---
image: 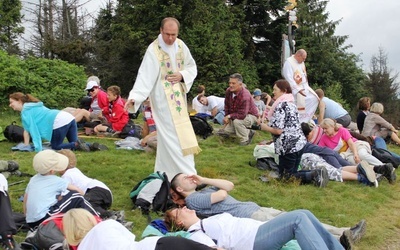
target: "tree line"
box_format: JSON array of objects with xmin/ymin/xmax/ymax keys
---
[{"xmin": 1, "ymin": 0, "xmax": 399, "ymax": 125}]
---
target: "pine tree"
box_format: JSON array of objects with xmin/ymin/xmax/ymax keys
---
[
  {"xmin": 295, "ymin": 0, "xmax": 367, "ymax": 110},
  {"xmin": 0, "ymin": 0, "xmax": 24, "ymax": 54},
  {"xmin": 92, "ymin": 0, "xmax": 258, "ymax": 96},
  {"xmin": 366, "ymin": 47, "xmax": 399, "ymax": 124}
]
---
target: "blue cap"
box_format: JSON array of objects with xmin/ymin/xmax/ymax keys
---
[{"xmin": 253, "ymin": 89, "xmax": 262, "ymax": 96}]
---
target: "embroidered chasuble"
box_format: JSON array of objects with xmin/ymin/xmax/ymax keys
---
[{"xmin": 153, "ymin": 39, "xmax": 201, "ymax": 156}]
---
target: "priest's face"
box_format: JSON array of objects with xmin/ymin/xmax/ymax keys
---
[{"xmin": 160, "ymin": 20, "xmax": 179, "ymax": 45}]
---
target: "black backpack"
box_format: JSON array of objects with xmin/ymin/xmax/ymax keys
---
[
  {"xmin": 120, "ymin": 120, "xmax": 142, "ymax": 139},
  {"xmin": 190, "ymin": 115, "xmax": 213, "ymax": 139},
  {"xmin": 129, "ymin": 172, "xmax": 173, "ymax": 218},
  {"xmin": 4, "ymin": 122, "xmax": 24, "ymax": 143},
  {"xmin": 372, "ymin": 148, "xmax": 400, "ymax": 169}
]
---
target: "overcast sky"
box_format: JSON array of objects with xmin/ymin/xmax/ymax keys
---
[{"xmin": 326, "ymin": 0, "xmax": 400, "ymax": 77}]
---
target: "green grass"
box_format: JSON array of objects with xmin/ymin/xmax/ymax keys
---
[{"xmin": 1, "ymin": 111, "xmax": 400, "ymax": 249}]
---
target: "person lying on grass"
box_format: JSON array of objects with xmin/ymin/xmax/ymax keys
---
[
  {"xmin": 164, "ymin": 206, "xmax": 346, "ymax": 250},
  {"xmin": 170, "ymin": 173, "xmax": 366, "ymax": 249}
]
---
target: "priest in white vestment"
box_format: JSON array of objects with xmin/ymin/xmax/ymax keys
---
[
  {"xmin": 282, "ymin": 49, "xmax": 319, "ymax": 123},
  {"xmin": 126, "ymin": 17, "xmax": 200, "ymax": 180}
]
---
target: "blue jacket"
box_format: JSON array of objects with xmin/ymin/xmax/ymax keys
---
[{"xmin": 21, "ymin": 102, "xmax": 59, "ymax": 151}]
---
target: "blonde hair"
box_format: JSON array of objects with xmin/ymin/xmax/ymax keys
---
[
  {"xmin": 370, "ymin": 102, "xmax": 384, "ymax": 115},
  {"xmin": 58, "ymin": 149, "xmax": 76, "ymax": 169},
  {"xmin": 319, "ymin": 118, "xmax": 340, "ymax": 132},
  {"xmin": 63, "ymin": 209, "xmax": 98, "ymax": 247}
]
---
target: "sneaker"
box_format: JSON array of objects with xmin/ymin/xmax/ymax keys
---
[
  {"xmin": 358, "ymin": 173, "xmax": 379, "ymax": 187},
  {"xmin": 340, "ymin": 230, "xmax": 353, "ymax": 250},
  {"xmin": 248, "ymin": 130, "xmax": 255, "ymax": 144},
  {"xmin": 7, "ymin": 161, "xmax": 19, "ymax": 172},
  {"xmin": 109, "ymin": 210, "xmax": 125, "ymax": 222},
  {"xmin": 216, "ymin": 129, "xmax": 230, "ymax": 138},
  {"xmin": 10, "ymin": 170, "xmax": 22, "ymax": 177},
  {"xmin": 122, "ymin": 221, "xmax": 134, "ymax": 231},
  {"xmin": 0, "ymin": 235, "xmax": 21, "ymax": 250},
  {"xmin": 357, "ymin": 160, "xmax": 376, "ymax": 183},
  {"xmin": 90, "ymin": 142, "xmax": 109, "ymax": 151},
  {"xmin": 349, "ymin": 219, "xmax": 367, "ymax": 244},
  {"xmin": 239, "ymin": 130, "xmax": 255, "ymax": 146},
  {"xmin": 377, "ymin": 163, "xmax": 396, "ymax": 184},
  {"xmin": 312, "ymin": 168, "xmax": 329, "ymax": 188},
  {"xmin": 75, "ymin": 139, "xmax": 90, "ymax": 152}
]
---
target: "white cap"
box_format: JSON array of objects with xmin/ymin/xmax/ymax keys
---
[
  {"xmin": 33, "ymin": 150, "xmax": 69, "ymax": 174},
  {"xmin": 85, "ymin": 80, "xmax": 99, "ymax": 90}
]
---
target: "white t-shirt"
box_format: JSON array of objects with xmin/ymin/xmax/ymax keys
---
[
  {"xmin": 206, "ymin": 96, "xmax": 225, "ymax": 113},
  {"xmin": 0, "ymin": 173, "xmax": 8, "ymax": 194},
  {"xmin": 78, "ymin": 220, "xmax": 141, "ymax": 250},
  {"xmin": 188, "ymin": 213, "xmax": 262, "ymax": 250},
  {"xmin": 53, "ymin": 111, "xmax": 75, "ymax": 129},
  {"xmin": 192, "ymin": 95, "xmax": 210, "ymax": 114},
  {"xmin": 61, "ymin": 168, "xmax": 110, "ymax": 194}
]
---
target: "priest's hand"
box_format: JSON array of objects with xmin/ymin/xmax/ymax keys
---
[
  {"xmin": 124, "ymin": 99, "xmax": 135, "ymax": 111},
  {"xmin": 167, "ymin": 72, "xmax": 183, "ymax": 83}
]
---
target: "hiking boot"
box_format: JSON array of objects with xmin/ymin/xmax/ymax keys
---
[
  {"xmin": 10, "ymin": 170, "xmax": 22, "ymax": 177},
  {"xmin": 349, "ymin": 219, "xmax": 367, "ymax": 244},
  {"xmin": 374, "ymin": 163, "xmax": 396, "ymax": 184},
  {"xmin": 122, "ymin": 221, "xmax": 134, "ymax": 231},
  {"xmin": 312, "ymin": 168, "xmax": 329, "ymax": 188},
  {"xmin": 357, "ymin": 160, "xmax": 376, "ymax": 183},
  {"xmin": 109, "ymin": 210, "xmax": 125, "ymax": 222},
  {"xmin": 7, "ymin": 161, "xmax": 19, "ymax": 172},
  {"xmin": 239, "ymin": 130, "xmax": 255, "ymax": 146},
  {"xmin": 216, "ymin": 129, "xmax": 230, "ymax": 138},
  {"xmin": 1, "ymin": 235, "xmax": 21, "ymax": 250},
  {"xmin": 75, "ymin": 139, "xmax": 90, "ymax": 152},
  {"xmin": 90, "ymin": 142, "xmax": 109, "ymax": 151},
  {"xmin": 340, "ymin": 230, "xmax": 353, "ymax": 250}
]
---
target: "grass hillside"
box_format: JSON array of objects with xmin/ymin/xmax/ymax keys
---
[{"xmin": 1, "ymin": 111, "xmax": 400, "ymax": 249}]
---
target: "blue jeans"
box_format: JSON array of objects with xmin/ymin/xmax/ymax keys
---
[
  {"xmin": 304, "ymin": 142, "xmax": 351, "ymax": 168},
  {"xmin": 373, "ymin": 137, "xmax": 400, "ymax": 162},
  {"xmin": 214, "ymin": 111, "xmax": 225, "ymax": 125},
  {"xmin": 51, "ymin": 120, "xmax": 78, "ymax": 150},
  {"xmin": 253, "ymin": 210, "xmax": 344, "ymax": 250}
]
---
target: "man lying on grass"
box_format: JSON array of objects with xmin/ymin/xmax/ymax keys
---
[{"xmin": 171, "ymin": 173, "xmax": 366, "ymax": 250}]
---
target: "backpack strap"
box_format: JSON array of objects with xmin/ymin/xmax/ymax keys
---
[{"xmin": 188, "ymin": 220, "xmax": 218, "ymax": 245}]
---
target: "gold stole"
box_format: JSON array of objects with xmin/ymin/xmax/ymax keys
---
[
  {"xmin": 153, "ymin": 39, "xmax": 201, "ymax": 156},
  {"xmin": 287, "ymin": 56, "xmax": 306, "ymax": 113}
]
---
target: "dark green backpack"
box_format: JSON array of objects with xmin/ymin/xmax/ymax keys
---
[{"xmin": 129, "ymin": 171, "xmax": 173, "ymax": 215}]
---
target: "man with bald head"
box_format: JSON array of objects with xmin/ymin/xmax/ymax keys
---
[
  {"xmin": 282, "ymin": 49, "xmax": 319, "ymax": 123},
  {"xmin": 125, "ymin": 17, "xmax": 200, "ymax": 179}
]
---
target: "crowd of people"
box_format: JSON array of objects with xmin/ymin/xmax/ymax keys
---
[{"xmin": 1, "ymin": 16, "xmax": 398, "ymax": 250}]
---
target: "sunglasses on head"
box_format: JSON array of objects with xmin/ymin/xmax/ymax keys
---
[{"xmin": 87, "ymin": 88, "xmax": 96, "ymax": 93}]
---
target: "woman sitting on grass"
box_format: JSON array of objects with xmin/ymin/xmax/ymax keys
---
[
  {"xmin": 164, "ymin": 206, "xmax": 346, "ymax": 250},
  {"xmin": 318, "ymin": 118, "xmax": 396, "ymax": 186},
  {"xmin": 362, "ymin": 102, "xmax": 400, "ymax": 146}
]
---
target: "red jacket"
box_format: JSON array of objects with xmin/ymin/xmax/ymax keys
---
[{"xmin": 104, "ymin": 96, "xmax": 129, "ymax": 131}]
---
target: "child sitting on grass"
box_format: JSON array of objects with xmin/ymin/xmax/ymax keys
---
[
  {"xmin": 24, "ymin": 150, "xmax": 98, "ymax": 229},
  {"xmin": 58, "ymin": 149, "xmax": 114, "ymax": 219}
]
